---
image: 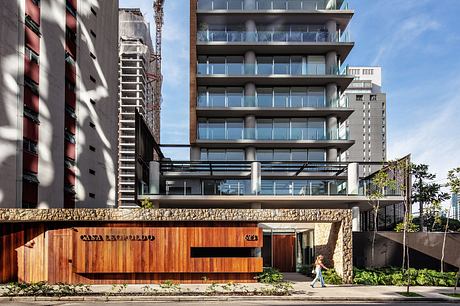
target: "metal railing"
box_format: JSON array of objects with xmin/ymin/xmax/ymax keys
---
[{"xmin": 197, "ymin": 0, "xmax": 349, "ymax": 11}]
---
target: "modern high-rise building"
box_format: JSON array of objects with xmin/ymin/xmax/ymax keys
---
[
  {"xmin": 138, "ymin": 0, "xmax": 405, "ymax": 282},
  {"xmin": 0, "ymin": 0, "xmax": 119, "ymax": 208},
  {"xmin": 118, "ymin": 8, "xmax": 158, "ymax": 208},
  {"xmin": 453, "ymin": 193, "xmax": 459, "ymax": 221},
  {"xmin": 345, "ymin": 66, "xmax": 386, "ymax": 176}
]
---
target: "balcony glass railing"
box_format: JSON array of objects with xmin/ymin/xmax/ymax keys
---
[
  {"xmin": 197, "ymin": 30, "xmax": 351, "ymax": 43},
  {"xmin": 198, "ymin": 95, "xmax": 349, "ymax": 108},
  {"xmin": 197, "ymin": 0, "xmax": 349, "ymax": 11},
  {"xmin": 197, "ymin": 127, "xmax": 349, "ymax": 141},
  {"xmin": 197, "ymin": 63, "xmax": 347, "ymax": 76}
]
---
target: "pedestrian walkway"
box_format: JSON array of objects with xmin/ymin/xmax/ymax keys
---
[{"xmin": 1, "ymin": 274, "xmax": 459, "ymax": 303}]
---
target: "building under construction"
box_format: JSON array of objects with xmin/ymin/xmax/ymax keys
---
[{"xmin": 118, "ymin": 8, "xmax": 161, "ymax": 207}]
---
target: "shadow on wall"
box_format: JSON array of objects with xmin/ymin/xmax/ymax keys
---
[{"xmin": 353, "ymin": 232, "xmax": 459, "ymax": 272}]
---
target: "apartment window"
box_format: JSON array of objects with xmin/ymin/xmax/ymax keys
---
[
  {"xmin": 65, "ymin": 105, "xmax": 77, "ymax": 119},
  {"xmin": 65, "ymin": 52, "xmax": 75, "ymax": 65},
  {"xmin": 90, "ymin": 52, "xmax": 96, "ymax": 60},
  {"xmin": 90, "ymin": 6, "xmax": 97, "ymax": 16},
  {"xmin": 356, "ymin": 95, "xmax": 363, "ymax": 101},
  {"xmin": 64, "ymin": 130, "xmax": 76, "ymax": 144},
  {"xmin": 66, "ymin": 27, "xmax": 76, "ymax": 41},
  {"xmin": 89, "ymin": 193, "xmax": 95, "ymax": 198},
  {"xmin": 25, "ymin": 16, "xmax": 41, "ymax": 35},
  {"xmin": 64, "ymin": 157, "xmax": 75, "ymax": 168},
  {"xmin": 89, "ymin": 169, "xmax": 95, "ymax": 175},
  {"xmin": 90, "ymin": 98, "xmax": 96, "ymax": 105},
  {"xmin": 89, "ymin": 145, "xmax": 96, "ymax": 152},
  {"xmin": 66, "ymin": 0, "xmax": 77, "ymax": 17},
  {"xmin": 362, "ymin": 69, "xmax": 374, "ymax": 75},
  {"xmin": 90, "ymin": 30, "xmax": 96, "ymax": 38},
  {"xmin": 23, "ymin": 138, "xmax": 38, "ymax": 154},
  {"xmin": 370, "ymin": 95, "xmax": 377, "ymax": 101},
  {"xmin": 24, "ymin": 107, "xmax": 40, "ymax": 123},
  {"xmin": 89, "ymin": 122, "xmax": 95, "ymax": 128},
  {"xmin": 25, "ymin": 77, "xmax": 39, "ymax": 94},
  {"xmin": 25, "ymin": 47, "xmax": 40, "ymax": 64},
  {"xmin": 90, "ymin": 75, "xmax": 96, "ymax": 83}
]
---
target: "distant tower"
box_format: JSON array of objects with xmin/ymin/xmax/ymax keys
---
[{"xmin": 345, "ymin": 67, "xmax": 386, "ymax": 176}]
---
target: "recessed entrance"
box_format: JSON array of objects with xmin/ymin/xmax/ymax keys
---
[{"xmin": 260, "ymin": 223, "xmax": 315, "ymax": 273}]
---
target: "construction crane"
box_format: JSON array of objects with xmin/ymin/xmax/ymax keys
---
[{"xmin": 149, "ymin": 0, "xmax": 164, "ymax": 146}]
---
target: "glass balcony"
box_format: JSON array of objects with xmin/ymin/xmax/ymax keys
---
[
  {"xmin": 197, "ymin": 127, "xmax": 349, "ymax": 141},
  {"xmin": 197, "ymin": 0, "xmax": 349, "ymax": 11},
  {"xmin": 197, "ymin": 94, "xmax": 348, "ymax": 108},
  {"xmin": 197, "ymin": 62, "xmax": 347, "ymax": 76},
  {"xmin": 197, "ymin": 30, "xmax": 351, "ymax": 43},
  {"xmin": 160, "ymin": 179, "xmax": 348, "ymax": 196}
]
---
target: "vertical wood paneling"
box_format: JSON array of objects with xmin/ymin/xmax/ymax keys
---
[{"xmin": 272, "ymin": 235, "xmax": 296, "ymax": 272}]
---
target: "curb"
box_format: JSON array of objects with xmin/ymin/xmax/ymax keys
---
[{"xmin": 1, "ymin": 295, "xmax": 459, "ymax": 303}]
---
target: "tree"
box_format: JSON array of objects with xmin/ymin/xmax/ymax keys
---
[
  {"xmin": 388, "ymin": 157, "xmax": 412, "ymax": 294},
  {"xmin": 366, "ymin": 169, "xmax": 396, "ymax": 266},
  {"xmin": 443, "ymin": 167, "xmax": 460, "ymax": 284},
  {"xmin": 411, "ymin": 164, "xmax": 449, "ymax": 231}
]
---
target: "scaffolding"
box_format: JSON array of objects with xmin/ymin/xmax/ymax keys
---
[{"xmin": 118, "ymin": 8, "xmax": 159, "ymax": 207}]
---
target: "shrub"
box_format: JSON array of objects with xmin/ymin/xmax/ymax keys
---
[
  {"xmin": 255, "ymin": 267, "xmax": 284, "ymax": 283},
  {"xmin": 323, "ymin": 269, "xmax": 343, "ymax": 285},
  {"xmin": 353, "ymin": 267, "xmax": 459, "ymax": 287}
]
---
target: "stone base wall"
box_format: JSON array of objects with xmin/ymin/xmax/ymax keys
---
[{"xmin": 0, "ymin": 208, "xmax": 353, "ymax": 283}]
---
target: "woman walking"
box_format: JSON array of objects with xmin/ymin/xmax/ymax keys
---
[{"xmin": 310, "ymin": 255, "xmax": 328, "ymax": 288}]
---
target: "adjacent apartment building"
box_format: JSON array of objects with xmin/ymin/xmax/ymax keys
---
[
  {"xmin": 345, "ymin": 66, "xmax": 386, "ymax": 176},
  {"xmin": 0, "ymin": 0, "xmax": 118, "ymax": 208}
]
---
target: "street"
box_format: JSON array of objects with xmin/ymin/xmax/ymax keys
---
[{"xmin": 1, "ymin": 302, "xmax": 458, "ymax": 306}]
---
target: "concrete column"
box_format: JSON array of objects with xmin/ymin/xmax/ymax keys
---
[
  {"xmin": 326, "ymin": 51, "xmax": 337, "ymax": 74},
  {"xmin": 245, "ymin": 82, "xmax": 256, "ymax": 106},
  {"xmin": 326, "ymin": 83, "xmax": 337, "ymax": 106},
  {"xmin": 347, "ymin": 162, "xmax": 359, "ymax": 195},
  {"xmin": 245, "ymin": 50, "xmax": 256, "ymax": 74},
  {"xmin": 251, "ymin": 161, "xmax": 261, "ymax": 194},
  {"xmin": 327, "ymin": 148, "xmax": 338, "ymax": 162},
  {"xmin": 245, "ymin": 147, "xmax": 256, "ymax": 161},
  {"xmin": 326, "ymin": 20, "xmax": 337, "ymax": 42},
  {"xmin": 149, "ymin": 161, "xmax": 160, "ymax": 195},
  {"xmin": 190, "ymin": 146, "xmax": 201, "ymax": 161},
  {"xmin": 244, "ymin": 0, "xmax": 256, "ymax": 10},
  {"xmin": 352, "ymin": 206, "xmax": 360, "ymax": 232}
]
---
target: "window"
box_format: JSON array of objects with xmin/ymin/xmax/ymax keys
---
[
  {"xmin": 90, "ymin": 75, "xmax": 96, "ymax": 83},
  {"xmin": 90, "ymin": 52, "xmax": 96, "ymax": 60},
  {"xmin": 89, "ymin": 192, "xmax": 95, "ymax": 198},
  {"xmin": 256, "ymin": 88, "xmax": 273, "ymax": 107},
  {"xmin": 89, "ymin": 122, "xmax": 95, "ymax": 128},
  {"xmin": 65, "ymin": 130, "xmax": 76, "ymax": 144},
  {"xmin": 90, "ymin": 98, "xmax": 96, "ymax": 105},
  {"xmin": 25, "ymin": 47, "xmax": 39, "ymax": 64},
  {"xmin": 370, "ymin": 94, "xmax": 377, "ymax": 101},
  {"xmin": 65, "ymin": 104, "xmax": 77, "ymax": 119},
  {"xmin": 89, "ymin": 145, "xmax": 96, "ymax": 151},
  {"xmin": 90, "ymin": 6, "xmax": 97, "ymax": 16},
  {"xmin": 257, "ymin": 57, "xmax": 272, "ymax": 74},
  {"xmin": 25, "ymin": 16, "xmax": 41, "ymax": 35},
  {"xmin": 226, "ymin": 87, "xmax": 243, "ymax": 107},
  {"xmin": 64, "ymin": 157, "xmax": 75, "ymax": 168},
  {"xmin": 90, "ymin": 30, "xmax": 96, "ymax": 38},
  {"xmin": 66, "ymin": 0, "xmax": 77, "ymax": 17},
  {"xmin": 273, "ymin": 87, "xmax": 289, "ymax": 107},
  {"xmin": 24, "ymin": 107, "xmax": 40, "ymax": 123},
  {"xmin": 23, "ymin": 138, "xmax": 38, "ymax": 154},
  {"xmin": 89, "ymin": 169, "xmax": 95, "ymax": 175},
  {"xmin": 356, "ymin": 95, "xmax": 363, "ymax": 101}
]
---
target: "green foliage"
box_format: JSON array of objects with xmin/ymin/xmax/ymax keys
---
[
  {"xmin": 413, "ymin": 216, "xmax": 460, "ymax": 232},
  {"xmin": 255, "ymin": 267, "xmax": 284, "ymax": 283},
  {"xmin": 159, "ymin": 280, "xmax": 180, "ymax": 292},
  {"xmin": 323, "ymin": 269, "xmax": 343, "ymax": 285},
  {"xmin": 394, "ymin": 215, "xmax": 420, "ymax": 233},
  {"xmin": 2, "ymin": 282, "xmax": 91, "ymax": 297},
  {"xmin": 353, "ymin": 267, "xmax": 459, "ymax": 287},
  {"xmin": 299, "ymin": 264, "xmax": 313, "ymax": 276},
  {"xmin": 139, "ymin": 198, "xmax": 155, "ymax": 209}
]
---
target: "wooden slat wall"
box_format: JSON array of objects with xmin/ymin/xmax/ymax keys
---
[
  {"xmin": 73, "ymin": 227, "xmax": 263, "ymax": 274},
  {"xmin": 1, "ymin": 223, "xmax": 263, "ymax": 284},
  {"xmin": 272, "ymin": 235, "xmax": 296, "ymax": 272}
]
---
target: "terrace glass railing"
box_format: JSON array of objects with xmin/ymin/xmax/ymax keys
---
[
  {"xmin": 197, "ymin": 30, "xmax": 351, "ymax": 43},
  {"xmin": 197, "ymin": 63, "xmax": 348, "ymax": 76},
  {"xmin": 197, "ymin": 0, "xmax": 349, "ymax": 11},
  {"xmin": 197, "ymin": 127, "xmax": 349, "ymax": 141},
  {"xmin": 197, "ymin": 95, "xmax": 349, "ymax": 108}
]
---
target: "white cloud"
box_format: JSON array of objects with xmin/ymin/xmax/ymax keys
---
[{"xmin": 372, "ymin": 15, "xmax": 440, "ymax": 66}]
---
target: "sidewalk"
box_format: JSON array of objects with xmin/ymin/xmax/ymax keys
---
[{"xmin": 1, "ymin": 273, "xmax": 459, "ymax": 302}]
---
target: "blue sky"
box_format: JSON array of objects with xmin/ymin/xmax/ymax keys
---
[{"xmin": 120, "ymin": 0, "xmax": 460, "ymax": 183}]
